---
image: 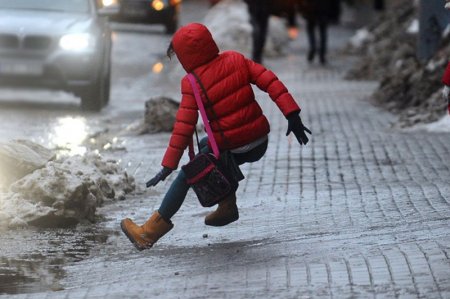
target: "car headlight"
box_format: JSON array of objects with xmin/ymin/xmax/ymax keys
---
[
  {"xmin": 59, "ymin": 33, "xmax": 93, "ymax": 51},
  {"xmin": 152, "ymin": 0, "xmax": 165, "ymax": 11},
  {"xmin": 102, "ymin": 0, "xmax": 119, "ymax": 7}
]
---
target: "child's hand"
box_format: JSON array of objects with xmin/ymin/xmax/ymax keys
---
[
  {"xmin": 286, "ymin": 112, "xmax": 312, "ymax": 145},
  {"xmin": 146, "ymin": 167, "xmax": 173, "ymax": 187}
]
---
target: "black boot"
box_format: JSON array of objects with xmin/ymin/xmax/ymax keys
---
[{"xmin": 204, "ymin": 194, "xmax": 239, "ymax": 226}]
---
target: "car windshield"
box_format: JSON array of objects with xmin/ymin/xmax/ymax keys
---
[{"xmin": 0, "ymin": 0, "xmax": 90, "ymax": 13}]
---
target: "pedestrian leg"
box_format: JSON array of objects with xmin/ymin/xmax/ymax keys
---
[
  {"xmin": 306, "ymin": 19, "xmax": 316, "ymax": 62},
  {"xmin": 318, "ymin": 19, "xmax": 328, "ymax": 65},
  {"xmin": 157, "ymin": 170, "xmax": 190, "ymax": 221},
  {"xmin": 246, "ymin": 0, "xmax": 270, "ymax": 63}
]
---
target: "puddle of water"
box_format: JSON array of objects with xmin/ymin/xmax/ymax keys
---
[
  {"xmin": 0, "ymin": 254, "xmax": 65, "ymax": 294},
  {"xmin": 0, "ymin": 225, "xmax": 110, "ymax": 295},
  {"xmin": 48, "ymin": 116, "xmax": 89, "ymax": 157}
]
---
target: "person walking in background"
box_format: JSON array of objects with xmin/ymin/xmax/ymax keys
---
[
  {"xmin": 418, "ymin": 0, "xmax": 450, "ymax": 62},
  {"xmin": 243, "ymin": 0, "xmax": 271, "ymax": 64},
  {"xmin": 244, "ymin": 0, "xmax": 299, "ymax": 64},
  {"xmin": 298, "ymin": 0, "xmax": 340, "ymax": 65},
  {"xmin": 120, "ymin": 23, "xmax": 311, "ymax": 251}
]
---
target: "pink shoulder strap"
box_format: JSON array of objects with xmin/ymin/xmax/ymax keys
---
[{"xmin": 187, "ymin": 73, "xmax": 220, "ymax": 158}]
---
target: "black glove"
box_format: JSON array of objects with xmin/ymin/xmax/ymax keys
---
[
  {"xmin": 286, "ymin": 112, "xmax": 312, "ymax": 145},
  {"xmin": 146, "ymin": 167, "xmax": 173, "ymax": 188}
]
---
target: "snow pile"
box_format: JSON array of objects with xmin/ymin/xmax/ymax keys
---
[
  {"xmin": 0, "ymin": 153, "xmax": 135, "ymax": 229},
  {"xmin": 345, "ymin": 0, "xmax": 417, "ymax": 80},
  {"xmin": 0, "ymin": 140, "xmax": 55, "ymax": 189},
  {"xmin": 138, "ymin": 96, "xmax": 179, "ymax": 134},
  {"xmin": 348, "ymin": 28, "xmax": 373, "ymax": 49},
  {"xmin": 413, "ymin": 115, "xmax": 450, "ymax": 132},
  {"xmin": 407, "ymin": 19, "xmax": 419, "ymax": 34},
  {"xmin": 345, "ymin": 0, "xmax": 449, "ymax": 127},
  {"xmin": 204, "ymin": 0, "xmax": 289, "ymax": 57}
]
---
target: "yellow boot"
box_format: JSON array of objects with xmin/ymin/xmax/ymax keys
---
[
  {"xmin": 121, "ymin": 211, "xmax": 173, "ymax": 251},
  {"xmin": 204, "ymin": 194, "xmax": 239, "ymax": 226}
]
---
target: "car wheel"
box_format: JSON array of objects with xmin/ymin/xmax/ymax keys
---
[
  {"xmin": 80, "ymin": 54, "xmax": 110, "ymax": 111},
  {"xmin": 102, "ymin": 54, "xmax": 111, "ymax": 106}
]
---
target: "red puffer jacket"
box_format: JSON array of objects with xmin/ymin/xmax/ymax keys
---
[
  {"xmin": 443, "ymin": 62, "xmax": 450, "ymax": 86},
  {"xmin": 161, "ymin": 23, "xmax": 301, "ymax": 169},
  {"xmin": 444, "ymin": 62, "xmax": 450, "ymax": 114}
]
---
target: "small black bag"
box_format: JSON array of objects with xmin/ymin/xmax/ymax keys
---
[
  {"xmin": 184, "ymin": 73, "xmax": 244, "ymax": 207},
  {"xmin": 182, "ymin": 152, "xmax": 240, "ymax": 207}
]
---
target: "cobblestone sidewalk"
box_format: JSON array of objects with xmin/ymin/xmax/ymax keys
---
[{"xmin": 3, "ymin": 27, "xmax": 450, "ymax": 299}]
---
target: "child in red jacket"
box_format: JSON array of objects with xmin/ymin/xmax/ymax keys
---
[{"xmin": 120, "ymin": 23, "xmax": 311, "ymax": 251}]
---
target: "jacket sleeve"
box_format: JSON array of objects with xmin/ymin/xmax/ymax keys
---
[
  {"xmin": 161, "ymin": 77, "xmax": 198, "ymax": 170},
  {"xmin": 443, "ymin": 62, "xmax": 450, "ymax": 86},
  {"xmin": 246, "ymin": 58, "xmax": 300, "ymax": 117}
]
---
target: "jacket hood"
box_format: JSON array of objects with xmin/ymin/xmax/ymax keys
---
[{"xmin": 171, "ymin": 23, "xmax": 219, "ymax": 72}]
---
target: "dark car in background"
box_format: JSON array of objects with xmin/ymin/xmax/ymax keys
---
[
  {"xmin": 0, "ymin": 0, "xmax": 114, "ymax": 111},
  {"xmin": 107, "ymin": 0, "xmax": 181, "ymax": 34}
]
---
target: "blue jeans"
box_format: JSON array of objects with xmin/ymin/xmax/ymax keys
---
[{"xmin": 158, "ymin": 137, "xmax": 268, "ymax": 221}]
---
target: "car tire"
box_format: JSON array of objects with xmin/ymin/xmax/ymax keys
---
[
  {"xmin": 80, "ymin": 53, "xmax": 111, "ymax": 112},
  {"xmin": 101, "ymin": 53, "xmax": 111, "ymax": 106}
]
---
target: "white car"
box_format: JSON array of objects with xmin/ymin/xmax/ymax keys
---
[{"xmin": 0, "ymin": 0, "xmax": 114, "ymax": 111}]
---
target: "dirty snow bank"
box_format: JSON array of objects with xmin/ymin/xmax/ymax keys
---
[
  {"xmin": 410, "ymin": 115, "xmax": 450, "ymax": 132},
  {"xmin": 0, "ymin": 140, "xmax": 55, "ymax": 188},
  {"xmin": 344, "ymin": 0, "xmax": 449, "ymax": 128},
  {"xmin": 135, "ymin": 96, "xmax": 179, "ymax": 134},
  {"xmin": 0, "ymin": 152, "xmax": 135, "ymax": 229}
]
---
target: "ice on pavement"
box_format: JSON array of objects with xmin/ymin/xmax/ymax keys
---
[{"xmin": 0, "ymin": 152, "xmax": 135, "ymax": 229}]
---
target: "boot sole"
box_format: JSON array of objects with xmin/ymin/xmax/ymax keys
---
[
  {"xmin": 205, "ymin": 211, "xmax": 239, "ymax": 227},
  {"xmin": 120, "ymin": 220, "xmax": 152, "ymax": 251}
]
